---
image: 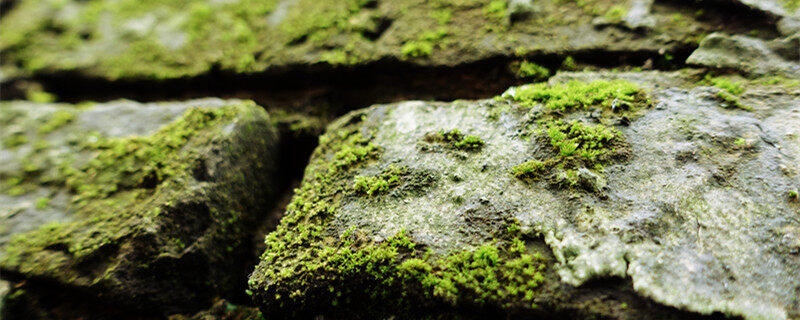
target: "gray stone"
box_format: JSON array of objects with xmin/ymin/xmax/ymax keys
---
[
  {"xmin": 624, "ymin": 0, "xmax": 656, "ymax": 30},
  {"xmin": 0, "ymin": 99, "xmax": 278, "ymax": 313},
  {"xmin": 249, "ymin": 71, "xmax": 800, "ymax": 319},
  {"xmin": 686, "ymin": 33, "xmax": 800, "ymax": 77}
]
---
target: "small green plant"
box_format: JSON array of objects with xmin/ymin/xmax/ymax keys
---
[
  {"xmin": 790, "ymin": 189, "xmax": 799, "ymax": 201},
  {"xmin": 734, "ymin": 138, "xmax": 747, "ymax": 146},
  {"xmin": 515, "ymin": 61, "xmax": 550, "ymax": 80}
]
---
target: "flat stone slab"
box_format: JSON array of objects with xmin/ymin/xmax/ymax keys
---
[
  {"xmin": 248, "ymin": 71, "xmax": 800, "ymax": 319},
  {"xmin": 0, "ymin": 0, "xmax": 769, "ymax": 81},
  {"xmin": 0, "ymin": 99, "xmax": 278, "ymax": 313}
]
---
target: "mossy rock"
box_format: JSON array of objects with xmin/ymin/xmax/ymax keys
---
[
  {"xmin": 0, "ymin": 99, "xmax": 278, "ymax": 314},
  {"xmin": 248, "ymin": 71, "xmax": 800, "ymax": 319},
  {"xmin": 0, "ymin": 0, "xmax": 762, "ymax": 81}
]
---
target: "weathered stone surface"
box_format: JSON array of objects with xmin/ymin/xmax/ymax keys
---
[
  {"xmin": 687, "ymin": 32, "xmax": 800, "ymax": 77},
  {"xmin": 0, "ymin": 0, "xmax": 760, "ymax": 81},
  {"xmin": 0, "ymin": 99, "xmax": 278, "ymax": 313},
  {"xmin": 248, "ymin": 71, "xmax": 800, "ymax": 319}
]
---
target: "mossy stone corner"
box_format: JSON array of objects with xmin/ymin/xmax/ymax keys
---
[
  {"xmin": 248, "ymin": 71, "xmax": 800, "ymax": 319},
  {"xmin": 0, "ymin": 99, "xmax": 279, "ymax": 313}
]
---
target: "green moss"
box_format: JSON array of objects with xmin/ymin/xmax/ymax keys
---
[
  {"xmin": 484, "ymin": 0, "xmax": 508, "ymax": 21},
  {"xmin": 25, "ymin": 90, "xmax": 56, "ymax": 103},
  {"xmin": 279, "ymin": 0, "xmax": 370, "ymax": 44},
  {"xmin": 431, "ymin": 8, "xmax": 453, "ymax": 25},
  {"xmin": 34, "ymin": 197, "xmax": 50, "ymax": 209},
  {"xmin": 2, "ymin": 132, "xmax": 28, "ymax": 149},
  {"xmin": 502, "ymin": 80, "xmax": 647, "ymax": 112},
  {"xmin": 512, "ymin": 160, "xmax": 552, "ymax": 181},
  {"xmin": 250, "ymin": 111, "xmax": 546, "ymax": 316},
  {"xmin": 1, "ymin": 104, "xmax": 244, "ymax": 267},
  {"xmin": 353, "ymin": 166, "xmax": 405, "ymax": 196},
  {"xmin": 401, "ymin": 41, "xmax": 434, "ymax": 58},
  {"xmin": 603, "ymin": 5, "xmax": 627, "ymax": 22},
  {"xmin": 38, "ymin": 110, "xmax": 75, "ymax": 134},
  {"xmin": 352, "ymin": 165, "xmax": 435, "ymax": 196},
  {"xmin": 555, "ymin": 168, "xmax": 580, "ymax": 187},
  {"xmin": 426, "ymin": 129, "xmax": 485, "ymax": 151},
  {"xmin": 401, "ymin": 27, "xmax": 448, "ymax": 59},
  {"xmin": 515, "ymin": 61, "xmax": 550, "ymax": 80},
  {"xmin": 782, "ymin": 0, "xmax": 800, "ymax": 11},
  {"xmin": 716, "ymin": 91, "xmax": 752, "ymax": 111},
  {"xmin": 561, "ymin": 56, "xmax": 578, "ymax": 71},
  {"xmin": 66, "ymin": 107, "xmax": 237, "ymax": 205},
  {"xmin": 703, "ymin": 75, "xmax": 744, "ymax": 95},
  {"xmin": 790, "ymin": 189, "xmax": 799, "ymax": 201},
  {"xmin": 544, "ymin": 120, "xmax": 621, "ymax": 161}
]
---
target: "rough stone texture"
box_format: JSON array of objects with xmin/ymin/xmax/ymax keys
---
[
  {"xmin": 687, "ymin": 32, "xmax": 800, "ymax": 77},
  {"xmin": 0, "ymin": 0, "xmax": 768, "ymax": 81},
  {"xmin": 248, "ymin": 71, "xmax": 800, "ymax": 319},
  {"xmin": 0, "ymin": 99, "xmax": 278, "ymax": 314}
]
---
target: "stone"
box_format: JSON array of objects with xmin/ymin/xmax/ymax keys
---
[
  {"xmin": 248, "ymin": 71, "xmax": 800, "ymax": 319},
  {"xmin": 623, "ymin": 0, "xmax": 656, "ymax": 30},
  {"xmin": 0, "ymin": 99, "xmax": 278, "ymax": 313},
  {"xmin": 0, "ymin": 0, "xmax": 753, "ymax": 81},
  {"xmin": 686, "ymin": 32, "xmax": 800, "ymax": 77}
]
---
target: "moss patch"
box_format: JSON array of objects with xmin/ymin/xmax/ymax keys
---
[
  {"xmin": 423, "ymin": 129, "xmax": 485, "ymax": 152},
  {"xmin": 502, "ymin": 79, "xmax": 648, "ymax": 112},
  {"xmin": 514, "ymin": 61, "xmax": 550, "ymax": 80},
  {"xmin": 499, "ymin": 79, "xmax": 645, "ymax": 189}
]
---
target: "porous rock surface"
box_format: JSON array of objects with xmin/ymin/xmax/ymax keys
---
[
  {"xmin": 248, "ymin": 71, "xmax": 800, "ymax": 320},
  {"xmin": 0, "ymin": 99, "xmax": 278, "ymax": 314}
]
